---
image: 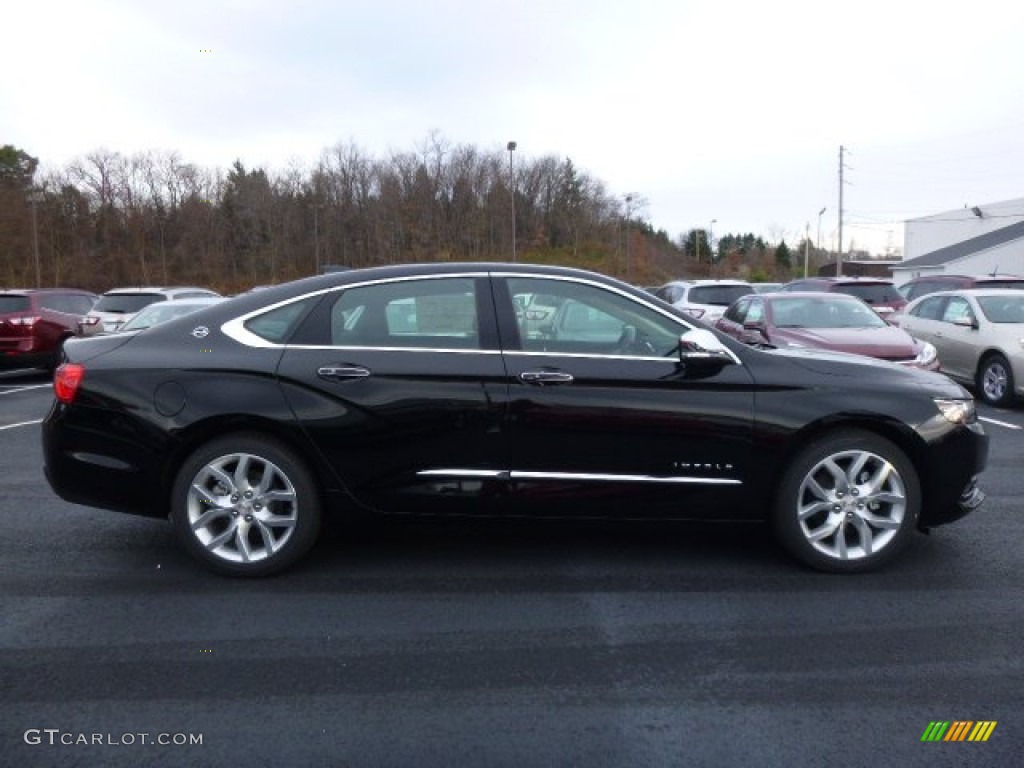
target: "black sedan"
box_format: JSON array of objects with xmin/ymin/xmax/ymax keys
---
[{"xmin": 43, "ymin": 263, "xmax": 988, "ymax": 576}]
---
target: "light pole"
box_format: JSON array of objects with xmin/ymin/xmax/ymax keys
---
[
  {"xmin": 507, "ymin": 141, "xmax": 517, "ymax": 262},
  {"xmin": 709, "ymin": 218, "xmax": 717, "ymax": 264},
  {"xmin": 29, "ymin": 192, "xmax": 41, "ymax": 287},
  {"xmin": 816, "ymin": 207, "xmax": 826, "ymax": 275},
  {"xmin": 624, "ymin": 194, "xmax": 633, "ymax": 279},
  {"xmin": 309, "ymin": 203, "xmax": 324, "ymax": 274}
]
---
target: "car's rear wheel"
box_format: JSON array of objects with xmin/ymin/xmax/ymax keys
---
[
  {"xmin": 976, "ymin": 353, "xmax": 1015, "ymax": 407},
  {"xmin": 773, "ymin": 430, "xmax": 920, "ymax": 573},
  {"xmin": 171, "ymin": 434, "xmax": 321, "ymax": 576}
]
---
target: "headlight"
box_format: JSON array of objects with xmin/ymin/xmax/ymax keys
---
[
  {"xmin": 914, "ymin": 341, "xmax": 937, "ymax": 367},
  {"xmin": 934, "ymin": 398, "xmax": 976, "ymax": 425}
]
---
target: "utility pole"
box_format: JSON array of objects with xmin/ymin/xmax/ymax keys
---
[
  {"xmin": 837, "ymin": 145, "xmax": 845, "ymax": 277},
  {"xmin": 803, "ymin": 221, "xmax": 810, "ymax": 278},
  {"xmin": 624, "ymin": 194, "xmax": 632, "ymax": 280}
]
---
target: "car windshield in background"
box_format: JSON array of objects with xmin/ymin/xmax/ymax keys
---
[
  {"xmin": 834, "ymin": 284, "xmax": 901, "ymax": 303},
  {"xmin": 0, "ymin": 296, "xmax": 31, "ymax": 313},
  {"xmin": 977, "ymin": 295, "xmax": 1024, "ymax": 323},
  {"xmin": 772, "ymin": 296, "xmax": 887, "ymax": 328},
  {"xmin": 93, "ymin": 293, "xmax": 165, "ymax": 313},
  {"xmin": 120, "ymin": 303, "xmax": 210, "ymax": 331},
  {"xmin": 689, "ymin": 285, "xmax": 752, "ymax": 306}
]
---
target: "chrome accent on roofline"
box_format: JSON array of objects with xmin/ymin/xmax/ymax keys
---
[{"xmin": 219, "ymin": 269, "xmax": 740, "ymax": 366}]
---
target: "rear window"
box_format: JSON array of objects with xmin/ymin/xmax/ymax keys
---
[
  {"xmin": 245, "ymin": 297, "xmax": 318, "ymax": 343},
  {"xmin": 0, "ymin": 295, "xmax": 31, "ymax": 314},
  {"xmin": 834, "ymin": 283, "xmax": 901, "ymax": 304},
  {"xmin": 976, "ymin": 280, "xmax": 1024, "ymax": 290},
  {"xmin": 689, "ymin": 285, "xmax": 753, "ymax": 306},
  {"xmin": 93, "ymin": 293, "xmax": 165, "ymax": 313}
]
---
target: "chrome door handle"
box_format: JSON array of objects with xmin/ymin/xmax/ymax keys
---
[
  {"xmin": 318, "ymin": 365, "xmax": 371, "ymax": 380},
  {"xmin": 519, "ymin": 370, "xmax": 574, "ymax": 385}
]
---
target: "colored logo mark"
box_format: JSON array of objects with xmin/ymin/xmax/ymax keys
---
[{"xmin": 921, "ymin": 721, "xmax": 997, "ymax": 742}]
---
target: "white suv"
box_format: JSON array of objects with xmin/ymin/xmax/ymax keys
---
[
  {"xmin": 655, "ymin": 280, "xmax": 755, "ymax": 323},
  {"xmin": 79, "ymin": 286, "xmax": 221, "ymax": 336}
]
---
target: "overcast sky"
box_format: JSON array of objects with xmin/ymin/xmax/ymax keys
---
[{"xmin": 4, "ymin": 0, "xmax": 1024, "ymax": 256}]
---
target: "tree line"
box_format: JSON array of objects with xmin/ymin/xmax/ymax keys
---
[{"xmin": 0, "ymin": 137, "xmax": 823, "ymax": 294}]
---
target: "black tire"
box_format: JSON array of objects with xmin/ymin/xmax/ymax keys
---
[
  {"xmin": 171, "ymin": 433, "xmax": 321, "ymax": 576},
  {"xmin": 773, "ymin": 429, "xmax": 920, "ymax": 573},
  {"xmin": 976, "ymin": 353, "xmax": 1015, "ymax": 407}
]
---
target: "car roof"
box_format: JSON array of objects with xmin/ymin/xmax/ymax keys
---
[
  {"xmin": 102, "ymin": 286, "xmax": 218, "ymax": 295},
  {"xmin": 662, "ymin": 279, "xmax": 753, "ymax": 287},
  {"xmin": 0, "ymin": 288, "xmax": 95, "ymax": 295}
]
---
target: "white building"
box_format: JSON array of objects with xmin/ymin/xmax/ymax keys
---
[{"xmin": 892, "ymin": 197, "xmax": 1024, "ymax": 286}]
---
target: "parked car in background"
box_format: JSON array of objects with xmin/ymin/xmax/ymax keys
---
[
  {"xmin": 715, "ymin": 292, "xmax": 939, "ymax": 370},
  {"xmin": 116, "ymin": 297, "xmax": 226, "ymax": 333},
  {"xmin": 778, "ymin": 277, "xmax": 906, "ymax": 319},
  {"xmin": 895, "ymin": 289, "xmax": 1024, "ymax": 406},
  {"xmin": 654, "ymin": 279, "xmax": 754, "ymax": 323},
  {"xmin": 0, "ymin": 288, "xmax": 97, "ymax": 370},
  {"xmin": 79, "ymin": 286, "xmax": 221, "ymax": 336},
  {"xmin": 44, "ymin": 263, "xmax": 986, "ymax": 577},
  {"xmin": 752, "ymin": 282, "xmax": 782, "ymax": 293},
  {"xmin": 897, "ymin": 273, "xmax": 1024, "ymax": 303}
]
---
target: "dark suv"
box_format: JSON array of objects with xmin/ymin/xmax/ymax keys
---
[
  {"xmin": 0, "ymin": 289, "xmax": 97, "ymax": 370},
  {"xmin": 778, "ymin": 277, "xmax": 906, "ymax": 318},
  {"xmin": 898, "ymin": 274, "xmax": 1024, "ymax": 303}
]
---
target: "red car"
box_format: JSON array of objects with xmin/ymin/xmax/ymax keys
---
[
  {"xmin": 778, "ymin": 277, "xmax": 906, "ymax": 319},
  {"xmin": 716, "ymin": 292, "xmax": 939, "ymax": 369},
  {"xmin": 0, "ymin": 289, "xmax": 98, "ymax": 370}
]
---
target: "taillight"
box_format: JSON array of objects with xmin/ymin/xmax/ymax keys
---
[
  {"xmin": 54, "ymin": 363, "xmax": 86, "ymax": 404},
  {"xmin": 9, "ymin": 315, "xmax": 41, "ymax": 326}
]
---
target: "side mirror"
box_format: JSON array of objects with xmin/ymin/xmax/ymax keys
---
[
  {"xmin": 677, "ymin": 329, "xmax": 736, "ymax": 376},
  {"xmin": 953, "ymin": 315, "xmax": 978, "ymax": 329}
]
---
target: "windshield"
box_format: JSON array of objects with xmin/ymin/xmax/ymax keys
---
[
  {"xmin": 689, "ymin": 285, "xmax": 753, "ymax": 306},
  {"xmin": 771, "ymin": 296, "xmax": 887, "ymax": 328},
  {"xmin": 834, "ymin": 283, "xmax": 900, "ymax": 304},
  {"xmin": 121, "ymin": 303, "xmax": 209, "ymax": 331},
  {"xmin": 93, "ymin": 293, "xmax": 165, "ymax": 313}
]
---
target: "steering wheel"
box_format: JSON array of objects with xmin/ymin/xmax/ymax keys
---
[{"xmin": 614, "ymin": 324, "xmax": 656, "ymax": 355}]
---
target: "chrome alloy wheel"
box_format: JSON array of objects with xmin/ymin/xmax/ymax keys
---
[
  {"xmin": 981, "ymin": 359, "xmax": 1009, "ymax": 403},
  {"xmin": 796, "ymin": 449, "xmax": 907, "ymax": 561},
  {"xmin": 186, "ymin": 452, "xmax": 298, "ymax": 564}
]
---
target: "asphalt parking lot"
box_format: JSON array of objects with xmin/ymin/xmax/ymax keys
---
[{"xmin": 1, "ymin": 368, "xmax": 1022, "ymax": 767}]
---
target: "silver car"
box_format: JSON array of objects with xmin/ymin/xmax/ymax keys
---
[
  {"xmin": 79, "ymin": 286, "xmax": 221, "ymax": 336},
  {"xmin": 896, "ymin": 289, "xmax": 1024, "ymax": 406}
]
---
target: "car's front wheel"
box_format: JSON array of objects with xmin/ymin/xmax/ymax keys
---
[
  {"xmin": 977, "ymin": 353, "xmax": 1015, "ymax": 407},
  {"xmin": 171, "ymin": 434, "xmax": 321, "ymax": 576},
  {"xmin": 773, "ymin": 430, "xmax": 920, "ymax": 573}
]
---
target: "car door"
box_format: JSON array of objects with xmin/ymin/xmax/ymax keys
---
[
  {"xmin": 934, "ymin": 295, "xmax": 982, "ymax": 380},
  {"xmin": 274, "ymin": 273, "xmax": 511, "ymax": 514},
  {"xmin": 495, "ymin": 274, "xmax": 757, "ymax": 519}
]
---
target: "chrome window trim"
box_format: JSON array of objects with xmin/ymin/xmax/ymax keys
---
[
  {"xmin": 504, "ymin": 350, "xmax": 678, "ymax": 364},
  {"xmin": 286, "ymin": 345, "xmax": 504, "ymax": 355},
  {"xmin": 220, "ymin": 270, "xmax": 741, "ymax": 366},
  {"xmin": 221, "ymin": 272, "xmax": 490, "ymax": 349},
  {"xmin": 496, "ymin": 272, "xmax": 742, "ymax": 366},
  {"xmin": 418, "ymin": 469, "xmax": 741, "ymax": 486}
]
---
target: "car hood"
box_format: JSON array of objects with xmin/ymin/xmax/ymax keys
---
[
  {"xmin": 774, "ymin": 325, "xmax": 922, "ymax": 359},
  {"xmin": 768, "ymin": 347, "xmax": 968, "ymax": 398}
]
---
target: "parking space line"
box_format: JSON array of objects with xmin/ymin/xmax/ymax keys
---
[
  {"xmin": 0, "ymin": 384, "xmax": 51, "ymax": 396},
  {"xmin": 0, "ymin": 419, "xmax": 43, "ymax": 431},
  {"xmin": 979, "ymin": 416, "xmax": 1022, "ymax": 430}
]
